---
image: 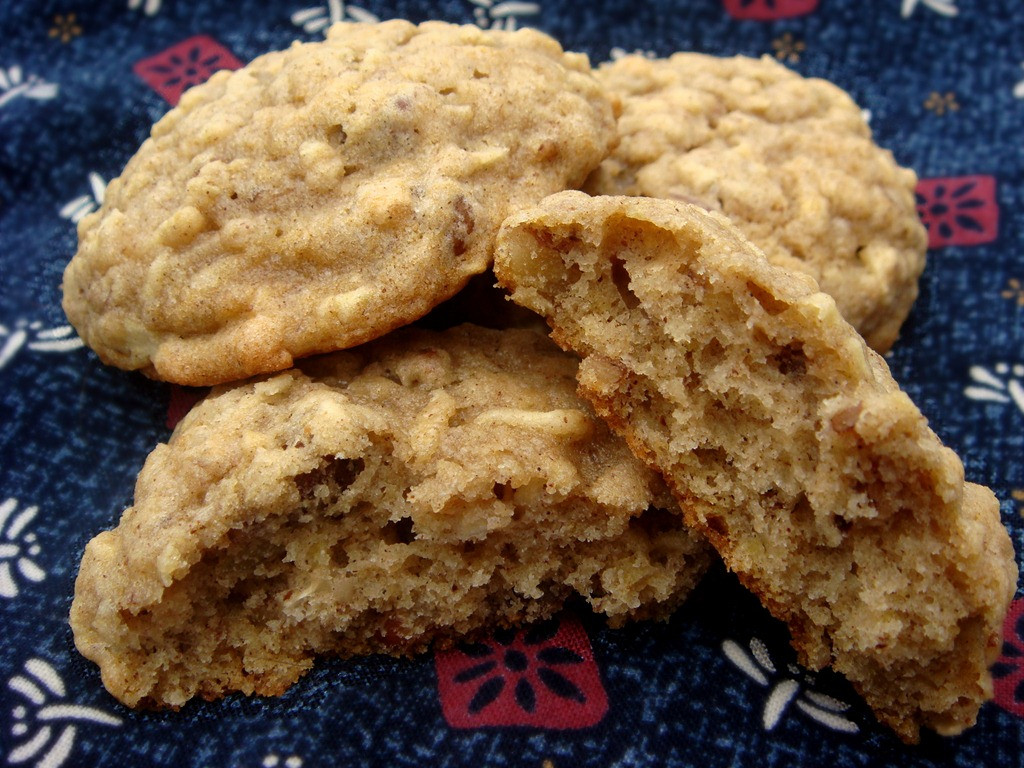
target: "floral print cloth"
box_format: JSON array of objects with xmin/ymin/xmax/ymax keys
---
[{"xmin": 0, "ymin": 1, "xmax": 1021, "ymax": 766}]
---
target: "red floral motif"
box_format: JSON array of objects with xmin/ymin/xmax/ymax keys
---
[
  {"xmin": 722, "ymin": 0, "xmax": 819, "ymax": 21},
  {"xmin": 435, "ymin": 616, "xmax": 608, "ymax": 729},
  {"xmin": 915, "ymin": 175, "xmax": 999, "ymax": 248},
  {"xmin": 166, "ymin": 385, "xmax": 206, "ymax": 430},
  {"xmin": 993, "ymin": 597, "xmax": 1024, "ymax": 718},
  {"xmin": 133, "ymin": 35, "xmax": 242, "ymax": 106}
]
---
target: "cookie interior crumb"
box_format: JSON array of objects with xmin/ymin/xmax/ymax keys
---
[
  {"xmin": 493, "ymin": 191, "xmax": 1016, "ymax": 742},
  {"xmin": 70, "ymin": 325, "xmax": 711, "ymax": 707}
]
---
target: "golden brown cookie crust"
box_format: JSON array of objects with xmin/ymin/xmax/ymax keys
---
[
  {"xmin": 585, "ymin": 53, "xmax": 927, "ymax": 352},
  {"xmin": 62, "ymin": 20, "xmax": 617, "ymax": 385},
  {"xmin": 493, "ymin": 191, "xmax": 1016, "ymax": 742},
  {"xmin": 70, "ymin": 324, "xmax": 711, "ymax": 708}
]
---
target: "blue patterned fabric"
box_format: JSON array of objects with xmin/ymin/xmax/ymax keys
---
[{"xmin": 1, "ymin": 1, "xmax": 1022, "ymax": 767}]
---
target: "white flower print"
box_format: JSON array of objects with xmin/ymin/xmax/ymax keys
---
[
  {"xmin": 723, "ymin": 637, "xmax": 859, "ymax": 733},
  {"xmin": 900, "ymin": 0, "xmax": 958, "ymax": 18},
  {"xmin": 59, "ymin": 172, "xmax": 106, "ymax": 224},
  {"xmin": 0, "ymin": 67, "xmax": 58, "ymax": 109},
  {"xmin": 262, "ymin": 754, "xmax": 303, "ymax": 768},
  {"xmin": 609, "ymin": 47, "xmax": 656, "ymax": 62},
  {"xmin": 1014, "ymin": 63, "xmax": 1024, "ymax": 99},
  {"xmin": 128, "ymin": 0, "xmax": 162, "ymax": 15},
  {"xmin": 0, "ymin": 499, "xmax": 45, "ymax": 600},
  {"xmin": 7, "ymin": 658, "xmax": 122, "ymax": 768},
  {"xmin": 291, "ymin": 0, "xmax": 378, "ymax": 35},
  {"xmin": 469, "ymin": 0, "xmax": 541, "ymax": 31},
  {"xmin": 965, "ymin": 363, "xmax": 1024, "ymax": 415},
  {"xmin": 0, "ymin": 321, "xmax": 83, "ymax": 371}
]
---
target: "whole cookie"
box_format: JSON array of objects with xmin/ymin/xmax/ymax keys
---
[
  {"xmin": 585, "ymin": 53, "xmax": 926, "ymax": 352},
  {"xmin": 493, "ymin": 192, "xmax": 1016, "ymax": 742},
  {"xmin": 62, "ymin": 20, "xmax": 617, "ymax": 385},
  {"xmin": 70, "ymin": 324, "xmax": 712, "ymax": 708}
]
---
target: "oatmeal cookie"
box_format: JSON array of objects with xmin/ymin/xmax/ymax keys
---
[
  {"xmin": 70, "ymin": 324, "xmax": 712, "ymax": 708},
  {"xmin": 62, "ymin": 20, "xmax": 616, "ymax": 385},
  {"xmin": 493, "ymin": 192, "xmax": 1016, "ymax": 742},
  {"xmin": 585, "ymin": 53, "xmax": 926, "ymax": 352}
]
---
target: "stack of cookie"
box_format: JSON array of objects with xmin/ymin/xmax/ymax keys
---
[{"xmin": 63, "ymin": 20, "xmax": 1016, "ymax": 744}]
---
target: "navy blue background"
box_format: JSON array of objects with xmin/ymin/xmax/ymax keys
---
[{"xmin": 1, "ymin": 1, "xmax": 1021, "ymax": 766}]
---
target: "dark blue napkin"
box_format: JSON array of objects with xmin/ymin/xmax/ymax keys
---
[{"xmin": 1, "ymin": 1, "xmax": 1021, "ymax": 766}]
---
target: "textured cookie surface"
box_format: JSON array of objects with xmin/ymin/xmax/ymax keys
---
[
  {"xmin": 585, "ymin": 54, "xmax": 926, "ymax": 352},
  {"xmin": 493, "ymin": 192, "xmax": 1016, "ymax": 742},
  {"xmin": 62, "ymin": 20, "xmax": 616, "ymax": 385},
  {"xmin": 70, "ymin": 324, "xmax": 712, "ymax": 708}
]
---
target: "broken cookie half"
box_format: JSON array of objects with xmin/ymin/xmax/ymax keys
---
[
  {"xmin": 492, "ymin": 191, "xmax": 1016, "ymax": 742},
  {"xmin": 70, "ymin": 324, "xmax": 711, "ymax": 708}
]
